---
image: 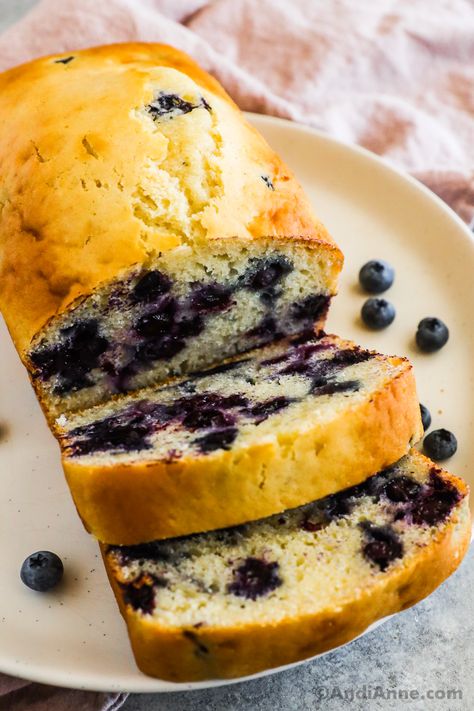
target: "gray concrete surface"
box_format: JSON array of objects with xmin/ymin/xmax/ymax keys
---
[{"xmin": 1, "ymin": 2, "xmax": 472, "ymax": 709}]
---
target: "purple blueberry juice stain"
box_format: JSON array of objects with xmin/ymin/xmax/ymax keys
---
[
  {"xmin": 227, "ymin": 557, "xmax": 282, "ymax": 600},
  {"xmin": 131, "ymin": 270, "xmax": 172, "ymax": 303},
  {"xmin": 410, "ymin": 469, "xmax": 462, "ymax": 526},
  {"xmin": 112, "ymin": 541, "xmax": 173, "ymax": 566},
  {"xmin": 310, "ymin": 379, "xmax": 360, "ymax": 396},
  {"xmin": 189, "ymin": 283, "xmax": 233, "ymax": 313},
  {"xmin": 247, "ymin": 316, "xmax": 282, "ymax": 342},
  {"xmin": 194, "ymin": 428, "xmax": 238, "ymax": 453},
  {"xmin": 290, "ymin": 294, "xmax": 329, "ymax": 322},
  {"xmin": 361, "ymin": 523, "xmax": 403, "ymax": 571},
  {"xmin": 65, "ymin": 332, "xmax": 377, "ymax": 458},
  {"xmin": 240, "ymin": 256, "xmax": 293, "ymax": 291},
  {"xmin": 134, "ymin": 296, "xmax": 177, "ymax": 337},
  {"xmin": 66, "ymin": 400, "xmax": 172, "ymax": 456},
  {"xmin": 121, "ymin": 573, "xmax": 166, "ymax": 615},
  {"xmin": 182, "ymin": 408, "xmax": 235, "ymax": 430},
  {"xmin": 30, "ymin": 319, "xmax": 108, "ymax": 393},
  {"xmin": 248, "ymin": 396, "xmax": 293, "ymax": 423},
  {"xmin": 381, "ymin": 476, "xmax": 422, "ymax": 503}
]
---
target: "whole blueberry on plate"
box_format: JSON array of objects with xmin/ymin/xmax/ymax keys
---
[
  {"xmin": 419, "ymin": 403, "xmax": 431, "ymax": 431},
  {"xmin": 359, "ymin": 260, "xmax": 394, "ymax": 293},
  {"xmin": 416, "ymin": 317, "xmax": 449, "ymax": 353},
  {"xmin": 423, "ymin": 429, "xmax": 457, "ymax": 461},
  {"xmin": 361, "ymin": 298, "xmax": 395, "ymax": 329},
  {"xmin": 20, "ymin": 551, "xmax": 64, "ymax": 592}
]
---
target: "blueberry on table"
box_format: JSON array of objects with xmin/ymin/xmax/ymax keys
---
[
  {"xmin": 359, "ymin": 260, "xmax": 394, "ymax": 293},
  {"xmin": 423, "ymin": 429, "xmax": 457, "ymax": 461},
  {"xmin": 20, "ymin": 551, "xmax": 64, "ymax": 592},
  {"xmin": 416, "ymin": 317, "xmax": 449, "ymax": 353},
  {"xmin": 419, "ymin": 404, "xmax": 432, "ymax": 431},
  {"xmin": 361, "ymin": 298, "xmax": 395, "ymax": 329}
]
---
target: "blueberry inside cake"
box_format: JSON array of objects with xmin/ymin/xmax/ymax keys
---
[
  {"xmin": 0, "ymin": 44, "xmax": 341, "ymax": 421},
  {"xmin": 58, "ymin": 333, "xmax": 408, "ymax": 462},
  {"xmin": 27, "ymin": 242, "xmax": 337, "ymax": 419},
  {"xmin": 57, "ymin": 332, "xmax": 422, "ymax": 544},
  {"xmin": 102, "ymin": 451, "xmax": 470, "ymax": 681}
]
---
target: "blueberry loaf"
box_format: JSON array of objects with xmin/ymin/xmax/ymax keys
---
[
  {"xmin": 102, "ymin": 450, "xmax": 470, "ymax": 681},
  {"xmin": 57, "ymin": 333, "xmax": 422, "ymax": 544},
  {"xmin": 0, "ymin": 43, "xmax": 342, "ymax": 421}
]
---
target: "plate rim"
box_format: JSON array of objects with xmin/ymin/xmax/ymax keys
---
[{"xmin": 1, "ymin": 112, "xmax": 472, "ymax": 693}]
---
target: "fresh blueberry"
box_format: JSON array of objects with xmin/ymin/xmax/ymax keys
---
[
  {"xmin": 423, "ymin": 429, "xmax": 457, "ymax": 461},
  {"xmin": 361, "ymin": 298, "xmax": 395, "ymax": 329},
  {"xmin": 359, "ymin": 260, "xmax": 395, "ymax": 293},
  {"xmin": 416, "ymin": 318, "xmax": 449, "ymax": 353},
  {"xmin": 227, "ymin": 557, "xmax": 282, "ymax": 600},
  {"xmin": 20, "ymin": 551, "xmax": 64, "ymax": 592},
  {"xmin": 420, "ymin": 404, "xmax": 431, "ymax": 431}
]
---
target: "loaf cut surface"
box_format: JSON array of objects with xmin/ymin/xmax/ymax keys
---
[
  {"xmin": 102, "ymin": 450, "xmax": 471, "ymax": 681},
  {"xmin": 0, "ymin": 43, "xmax": 342, "ymax": 420},
  {"xmin": 58, "ymin": 332, "xmax": 423, "ymax": 543}
]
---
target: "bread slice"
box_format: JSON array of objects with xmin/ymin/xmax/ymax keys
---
[
  {"xmin": 0, "ymin": 43, "xmax": 342, "ymax": 421},
  {"xmin": 102, "ymin": 450, "xmax": 471, "ymax": 681},
  {"xmin": 57, "ymin": 333, "xmax": 423, "ymax": 544}
]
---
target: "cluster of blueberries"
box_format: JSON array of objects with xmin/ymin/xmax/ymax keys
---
[{"xmin": 359, "ymin": 259, "xmax": 457, "ymax": 464}]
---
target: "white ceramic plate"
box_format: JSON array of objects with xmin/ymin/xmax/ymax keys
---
[{"xmin": 0, "ymin": 114, "xmax": 473, "ymax": 693}]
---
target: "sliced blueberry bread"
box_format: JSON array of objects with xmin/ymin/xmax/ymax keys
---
[
  {"xmin": 57, "ymin": 333, "xmax": 422, "ymax": 544},
  {"xmin": 102, "ymin": 450, "xmax": 470, "ymax": 681},
  {"xmin": 0, "ymin": 43, "xmax": 342, "ymax": 421}
]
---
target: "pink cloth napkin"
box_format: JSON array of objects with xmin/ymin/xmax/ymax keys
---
[
  {"xmin": 0, "ymin": 0, "xmax": 473, "ymax": 221},
  {"xmin": 0, "ymin": 672, "xmax": 126, "ymax": 710},
  {"xmin": 1, "ymin": 0, "xmax": 473, "ymax": 707}
]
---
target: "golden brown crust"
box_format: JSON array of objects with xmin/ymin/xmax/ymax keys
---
[
  {"xmin": 0, "ymin": 42, "xmax": 342, "ymax": 356},
  {"xmin": 62, "ymin": 357, "xmax": 423, "ymax": 544},
  {"xmin": 101, "ymin": 457, "xmax": 471, "ymax": 681}
]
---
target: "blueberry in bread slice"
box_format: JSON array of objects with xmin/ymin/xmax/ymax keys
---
[
  {"xmin": 57, "ymin": 333, "xmax": 423, "ymax": 544},
  {"xmin": 0, "ymin": 43, "xmax": 342, "ymax": 422},
  {"xmin": 102, "ymin": 450, "xmax": 470, "ymax": 681}
]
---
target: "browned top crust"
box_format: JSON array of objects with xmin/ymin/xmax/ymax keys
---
[{"xmin": 0, "ymin": 43, "xmax": 341, "ymax": 354}]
